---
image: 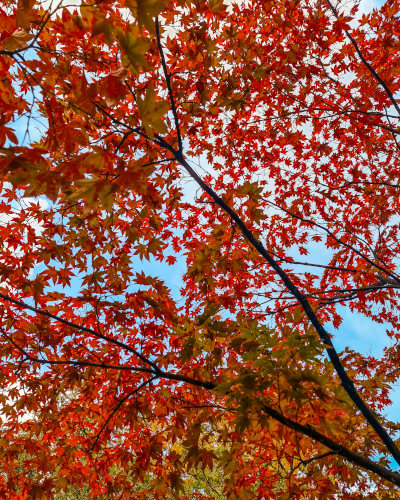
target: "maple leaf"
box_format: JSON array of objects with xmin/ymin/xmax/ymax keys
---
[
  {"xmin": 115, "ymin": 158, "xmax": 155, "ymax": 193},
  {"xmin": 91, "ymin": 17, "xmax": 116, "ymax": 46},
  {"xmin": 57, "ymin": 121, "xmax": 87, "ymax": 156},
  {"xmin": 99, "ymin": 68, "xmax": 128, "ymax": 107},
  {"xmin": 68, "ymin": 177, "xmax": 118, "ymax": 211},
  {"xmin": 16, "ymin": 7, "xmax": 30, "ymax": 31},
  {"xmin": 127, "ymin": 0, "xmax": 166, "ymax": 34},
  {"xmin": 169, "ymin": 473, "xmax": 185, "ymax": 495},
  {"xmin": 27, "ymin": 484, "xmax": 46, "ymax": 500},
  {"xmin": 137, "ymin": 82, "xmax": 169, "ymax": 139},
  {"xmin": 1, "ymin": 0, "xmax": 400, "ymax": 498},
  {"xmin": 1, "ymin": 29, "xmax": 33, "ymax": 51},
  {"xmin": 117, "ymin": 26, "xmax": 153, "ymax": 75},
  {"xmin": 0, "ymin": 125, "xmax": 18, "ymax": 146},
  {"xmin": 166, "ymin": 255, "xmax": 176, "ymax": 265}
]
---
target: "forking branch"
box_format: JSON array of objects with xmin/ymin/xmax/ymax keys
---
[{"xmin": 153, "ymin": 17, "xmax": 400, "ymax": 467}]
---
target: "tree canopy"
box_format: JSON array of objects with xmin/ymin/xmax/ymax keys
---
[{"xmin": 1, "ymin": 0, "xmax": 400, "ymax": 497}]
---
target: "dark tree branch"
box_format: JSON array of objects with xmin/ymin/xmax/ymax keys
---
[
  {"xmin": 2, "ymin": 302, "xmax": 400, "ymax": 483},
  {"xmin": 0, "ymin": 309, "xmax": 215, "ymax": 390},
  {"xmin": 325, "ymin": 0, "xmax": 400, "ymax": 116},
  {"xmin": 156, "ymin": 17, "xmax": 183, "ymax": 154},
  {"xmin": 262, "ymin": 404, "xmax": 400, "ymax": 486},
  {"xmin": 330, "ymin": 180, "xmax": 400, "ymax": 191},
  {"xmin": 0, "ymin": 292, "xmax": 160, "ymax": 372},
  {"xmin": 115, "ymin": 131, "xmax": 132, "ymax": 153},
  {"xmin": 276, "ymin": 257, "xmax": 357, "ymax": 273},
  {"xmin": 165, "ymin": 152, "xmax": 400, "ymax": 465},
  {"xmin": 0, "ymin": 331, "xmax": 155, "ymax": 375},
  {"xmin": 301, "ymin": 451, "xmax": 338, "ymax": 467},
  {"xmin": 266, "ymin": 200, "xmax": 400, "ymax": 284},
  {"xmin": 86, "ymin": 376, "xmax": 157, "ymax": 452}
]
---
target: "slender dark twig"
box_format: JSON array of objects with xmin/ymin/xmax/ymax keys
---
[
  {"xmin": 265, "ymin": 199, "xmax": 400, "ymax": 283},
  {"xmin": 0, "ymin": 331, "xmax": 155, "ymax": 375},
  {"xmin": 115, "ymin": 131, "xmax": 132, "ymax": 153},
  {"xmin": 262, "ymin": 404, "xmax": 400, "ymax": 486},
  {"xmin": 0, "ymin": 292, "xmax": 160, "ymax": 372},
  {"xmin": 325, "ymin": 0, "xmax": 400, "ymax": 116},
  {"xmin": 86, "ymin": 376, "xmax": 157, "ymax": 452},
  {"xmin": 0, "ymin": 303, "xmax": 215, "ymax": 390},
  {"xmin": 155, "ymin": 17, "xmax": 183, "ymax": 153}
]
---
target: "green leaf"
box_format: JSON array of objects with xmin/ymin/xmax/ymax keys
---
[
  {"xmin": 235, "ymin": 413, "xmax": 250, "ymax": 433},
  {"xmin": 179, "ymin": 336, "xmax": 196, "ymax": 363}
]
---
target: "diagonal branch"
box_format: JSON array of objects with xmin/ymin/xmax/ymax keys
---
[
  {"xmin": 86, "ymin": 376, "xmax": 157, "ymax": 452},
  {"xmin": 166, "ymin": 151, "xmax": 400, "ymax": 465},
  {"xmin": 276, "ymin": 257, "xmax": 357, "ymax": 273},
  {"xmin": 301, "ymin": 451, "xmax": 338, "ymax": 467},
  {"xmin": 325, "ymin": 0, "xmax": 400, "ymax": 116},
  {"xmin": 2, "ymin": 306, "xmax": 400, "ymax": 483},
  {"xmin": 0, "ymin": 317, "xmax": 215, "ymax": 390},
  {"xmin": 265, "ymin": 199, "xmax": 400, "ymax": 283},
  {"xmin": 0, "ymin": 292, "xmax": 160, "ymax": 372},
  {"xmin": 262, "ymin": 404, "xmax": 400, "ymax": 486},
  {"xmin": 0, "ymin": 330, "xmax": 155, "ymax": 375}
]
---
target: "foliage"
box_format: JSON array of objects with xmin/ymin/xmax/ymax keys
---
[{"xmin": 1, "ymin": 0, "xmax": 400, "ymax": 497}]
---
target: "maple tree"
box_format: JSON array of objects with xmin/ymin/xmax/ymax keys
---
[{"xmin": 2, "ymin": 0, "xmax": 400, "ymax": 497}]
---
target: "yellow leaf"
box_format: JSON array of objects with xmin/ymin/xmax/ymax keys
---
[
  {"xmin": 68, "ymin": 178, "xmax": 118, "ymax": 212},
  {"xmin": 209, "ymin": 0, "xmax": 224, "ymax": 12},
  {"xmin": 16, "ymin": 9, "xmax": 30, "ymax": 30},
  {"xmin": 54, "ymin": 476, "xmax": 68, "ymax": 491},
  {"xmin": 127, "ymin": 0, "xmax": 166, "ymax": 33},
  {"xmin": 117, "ymin": 26, "xmax": 152, "ymax": 75},
  {"xmin": 152, "ymin": 476, "xmax": 167, "ymax": 494},
  {"xmin": 239, "ymin": 488, "xmax": 256, "ymax": 500},
  {"xmin": 288, "ymin": 49, "xmax": 297, "ymax": 62},
  {"xmin": 92, "ymin": 18, "xmax": 116, "ymax": 46},
  {"xmin": 137, "ymin": 82, "xmax": 169, "ymax": 139},
  {"xmin": 292, "ymin": 305, "xmax": 305, "ymax": 324},
  {"xmin": 82, "ymin": 151, "xmax": 105, "ymax": 172},
  {"xmin": 2, "ymin": 29, "xmax": 34, "ymax": 51}
]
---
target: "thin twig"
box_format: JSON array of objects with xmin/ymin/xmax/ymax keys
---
[
  {"xmin": 86, "ymin": 376, "xmax": 157, "ymax": 452},
  {"xmin": 325, "ymin": 0, "xmax": 400, "ymax": 115},
  {"xmin": 156, "ymin": 17, "xmax": 183, "ymax": 153}
]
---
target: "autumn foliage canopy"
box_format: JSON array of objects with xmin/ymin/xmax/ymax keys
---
[{"xmin": 2, "ymin": 0, "xmax": 400, "ymax": 497}]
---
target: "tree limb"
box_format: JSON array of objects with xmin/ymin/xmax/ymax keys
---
[
  {"xmin": 156, "ymin": 17, "xmax": 183, "ymax": 154},
  {"xmin": 262, "ymin": 403, "xmax": 400, "ymax": 486}
]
